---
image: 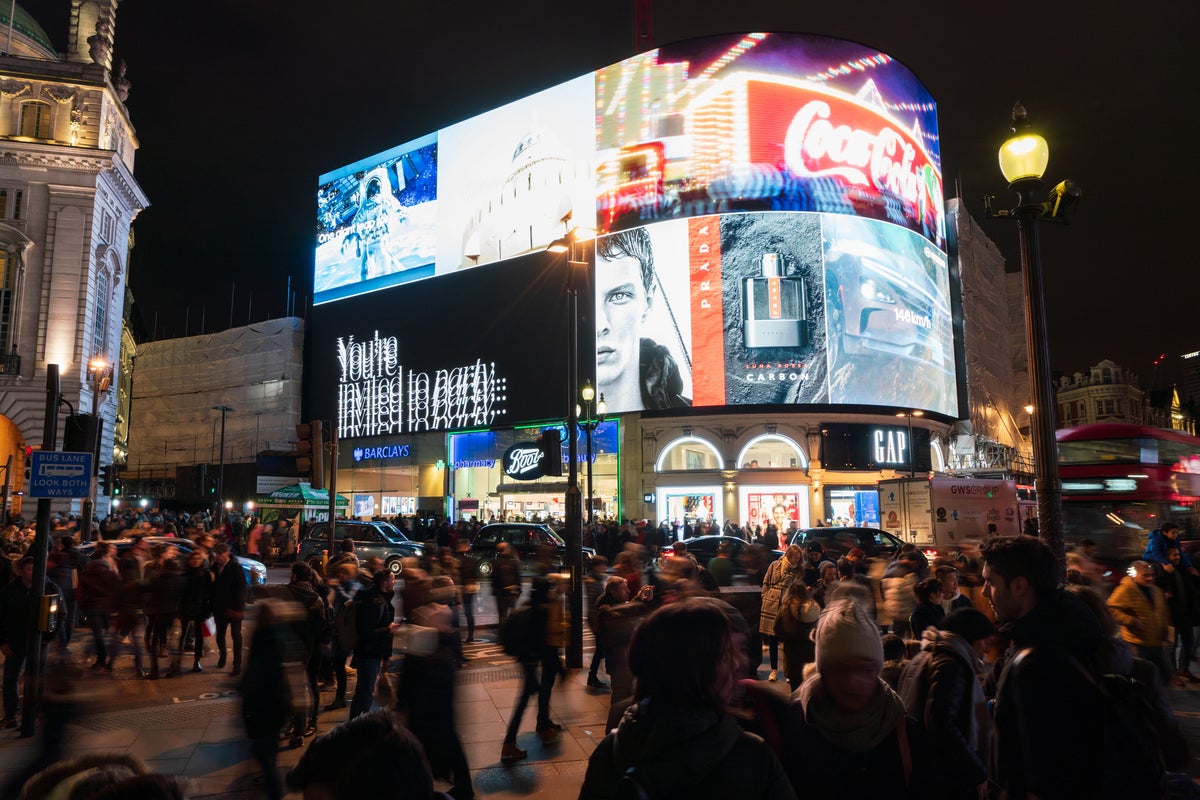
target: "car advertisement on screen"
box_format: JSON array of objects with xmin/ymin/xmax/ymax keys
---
[
  {"xmin": 595, "ymin": 212, "xmax": 956, "ymax": 417},
  {"xmin": 316, "ymin": 135, "xmax": 439, "ymax": 304}
]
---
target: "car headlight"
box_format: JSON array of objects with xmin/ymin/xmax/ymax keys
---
[{"xmin": 859, "ymin": 278, "xmax": 896, "ymax": 304}]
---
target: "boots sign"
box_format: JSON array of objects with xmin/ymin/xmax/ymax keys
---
[{"xmin": 503, "ymin": 442, "xmax": 544, "ymax": 481}]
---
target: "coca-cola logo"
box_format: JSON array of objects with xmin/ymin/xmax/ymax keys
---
[
  {"xmin": 503, "ymin": 443, "xmax": 543, "ymax": 481},
  {"xmin": 783, "ymin": 98, "xmax": 935, "ymax": 213}
]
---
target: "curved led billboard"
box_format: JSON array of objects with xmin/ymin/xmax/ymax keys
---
[{"xmin": 312, "ymin": 32, "xmax": 956, "ymax": 430}]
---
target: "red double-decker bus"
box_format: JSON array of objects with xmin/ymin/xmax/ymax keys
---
[{"xmin": 1058, "ymin": 423, "xmax": 1200, "ymax": 561}]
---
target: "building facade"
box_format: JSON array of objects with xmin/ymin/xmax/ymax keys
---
[{"xmin": 0, "ymin": 1, "xmax": 148, "ymax": 518}]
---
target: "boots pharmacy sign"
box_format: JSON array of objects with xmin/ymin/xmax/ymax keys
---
[{"xmin": 335, "ymin": 330, "xmax": 508, "ymax": 437}]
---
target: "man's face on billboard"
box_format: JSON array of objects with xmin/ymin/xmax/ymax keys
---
[{"xmin": 596, "ymin": 253, "xmax": 651, "ymax": 387}]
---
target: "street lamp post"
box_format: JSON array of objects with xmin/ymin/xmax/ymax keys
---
[
  {"xmin": 577, "ymin": 381, "xmax": 606, "ymax": 525},
  {"xmin": 82, "ymin": 357, "xmax": 110, "ymax": 543},
  {"xmin": 895, "ymin": 410, "xmax": 923, "ymax": 477},
  {"xmin": 213, "ymin": 405, "xmax": 234, "ymax": 526},
  {"xmin": 986, "ymin": 102, "xmax": 1080, "ymax": 579}
]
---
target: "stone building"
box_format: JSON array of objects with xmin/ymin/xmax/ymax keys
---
[{"xmin": 0, "ymin": 1, "xmax": 148, "ymax": 518}]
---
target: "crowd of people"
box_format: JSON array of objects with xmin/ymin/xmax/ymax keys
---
[{"xmin": 4, "ymin": 505, "xmax": 1200, "ymax": 799}]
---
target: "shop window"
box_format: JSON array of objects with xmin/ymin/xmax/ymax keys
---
[
  {"xmin": 655, "ymin": 435, "xmax": 723, "ymax": 472},
  {"xmin": 737, "ymin": 434, "xmax": 807, "ymax": 469}
]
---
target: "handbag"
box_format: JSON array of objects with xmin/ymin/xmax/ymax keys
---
[
  {"xmin": 201, "ymin": 616, "xmax": 216, "ymax": 638},
  {"xmin": 394, "ymin": 623, "xmax": 439, "ymax": 657}
]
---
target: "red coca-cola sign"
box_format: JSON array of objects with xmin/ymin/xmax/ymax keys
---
[{"xmin": 746, "ymin": 79, "xmax": 942, "ymax": 238}]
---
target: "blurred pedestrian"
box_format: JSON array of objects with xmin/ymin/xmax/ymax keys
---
[
  {"xmin": 1107, "ymin": 560, "xmax": 1172, "ymax": 682},
  {"xmin": 210, "ymin": 543, "xmax": 248, "ymax": 676},
  {"xmin": 1157, "ymin": 547, "xmax": 1200, "ymax": 684},
  {"xmin": 500, "ymin": 575, "xmax": 567, "ymax": 762},
  {"xmin": 242, "ymin": 598, "xmax": 307, "ymax": 800},
  {"xmin": 79, "ymin": 541, "xmax": 120, "ymax": 671},
  {"xmin": 773, "ymin": 581, "xmax": 820, "ymax": 691},
  {"xmin": 760, "ymin": 545, "xmax": 803, "ymax": 682},
  {"xmin": 455, "ymin": 540, "xmax": 480, "ymax": 642},
  {"xmin": 580, "ymin": 598, "xmax": 795, "ymax": 800},
  {"xmin": 179, "ymin": 548, "xmax": 212, "ymax": 673},
  {"xmin": 491, "ymin": 542, "xmax": 521, "ymax": 626},
  {"xmin": 908, "ymin": 577, "xmax": 945, "ymax": 636},
  {"xmin": 0, "ymin": 558, "xmax": 56, "ymax": 727},
  {"xmin": 350, "ymin": 569, "xmax": 400, "ymax": 720},
  {"xmin": 325, "ymin": 562, "xmax": 360, "ymax": 711},
  {"xmin": 147, "ymin": 557, "xmax": 185, "ymax": 679}
]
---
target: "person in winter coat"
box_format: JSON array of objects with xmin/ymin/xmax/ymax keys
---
[
  {"xmin": 909, "ymin": 577, "xmax": 945, "ymax": 636},
  {"xmin": 594, "ymin": 577, "xmax": 657, "ymax": 731},
  {"xmin": 579, "ymin": 598, "xmax": 796, "ymax": 800},
  {"xmin": 179, "ymin": 548, "xmax": 213, "ymax": 673},
  {"xmin": 282, "ymin": 562, "xmax": 331, "ymax": 741},
  {"xmin": 490, "ymin": 542, "xmax": 522, "ymax": 626},
  {"xmin": 936, "ymin": 566, "xmax": 975, "ymax": 615},
  {"xmin": 242, "ymin": 598, "xmax": 308, "ymax": 800},
  {"xmin": 774, "ymin": 581, "xmax": 820, "ymax": 690},
  {"xmin": 1107, "ymin": 560, "xmax": 1173, "ymax": 681},
  {"xmin": 897, "ymin": 608, "xmax": 996, "ymax": 800},
  {"xmin": 146, "ymin": 558, "xmax": 185, "ymax": 679},
  {"xmin": 325, "ymin": 563, "xmax": 360, "ymax": 711},
  {"xmin": 350, "ymin": 569, "xmax": 399, "ymax": 720},
  {"xmin": 1143, "ymin": 521, "xmax": 1197, "ymax": 574},
  {"xmin": 760, "ymin": 545, "xmax": 803, "ymax": 682},
  {"xmin": 1157, "ymin": 547, "xmax": 1200, "ymax": 685},
  {"xmin": 501, "ymin": 575, "xmax": 568, "ymax": 763},
  {"xmin": 882, "ymin": 556, "xmax": 919, "ymax": 638},
  {"xmin": 210, "ymin": 543, "xmax": 249, "ymax": 676},
  {"xmin": 79, "ymin": 542, "xmax": 120, "ymax": 671},
  {"xmin": 782, "ymin": 599, "xmax": 928, "ymax": 799}
]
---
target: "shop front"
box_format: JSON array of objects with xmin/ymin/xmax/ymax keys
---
[
  {"xmin": 335, "ymin": 433, "xmax": 448, "ymax": 523},
  {"xmin": 448, "ymin": 420, "xmax": 620, "ymax": 525}
]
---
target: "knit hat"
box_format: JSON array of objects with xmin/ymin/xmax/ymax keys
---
[{"xmin": 814, "ymin": 599, "xmax": 884, "ymax": 674}]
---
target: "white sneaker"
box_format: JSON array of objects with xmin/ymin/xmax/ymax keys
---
[{"xmin": 768, "ymin": 669, "xmax": 778, "ymax": 682}]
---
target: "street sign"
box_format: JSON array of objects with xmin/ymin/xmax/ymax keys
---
[{"xmin": 27, "ymin": 451, "xmax": 92, "ymax": 499}]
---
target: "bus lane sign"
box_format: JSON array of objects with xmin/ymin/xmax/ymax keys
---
[{"xmin": 28, "ymin": 451, "xmax": 93, "ymax": 499}]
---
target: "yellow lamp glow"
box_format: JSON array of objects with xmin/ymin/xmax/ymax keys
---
[{"xmin": 999, "ymin": 132, "xmax": 1049, "ymax": 185}]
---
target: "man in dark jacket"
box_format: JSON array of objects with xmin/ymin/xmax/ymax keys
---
[
  {"xmin": 210, "ymin": 543, "xmax": 249, "ymax": 676},
  {"xmin": 350, "ymin": 569, "xmax": 398, "ymax": 720},
  {"xmin": 982, "ymin": 535, "xmax": 1114, "ymax": 799},
  {"xmin": 281, "ymin": 562, "xmax": 329, "ymax": 739},
  {"xmin": 0, "ymin": 558, "xmax": 55, "ymax": 726},
  {"xmin": 491, "ymin": 542, "xmax": 521, "ymax": 626}
]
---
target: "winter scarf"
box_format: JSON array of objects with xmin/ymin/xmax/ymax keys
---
[{"xmin": 797, "ymin": 674, "xmax": 906, "ymax": 753}]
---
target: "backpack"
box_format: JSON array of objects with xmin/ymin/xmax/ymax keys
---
[
  {"xmin": 1066, "ymin": 655, "xmax": 1193, "ymax": 799},
  {"xmin": 335, "ymin": 598, "xmax": 359, "ymax": 651},
  {"xmin": 501, "ymin": 605, "xmax": 536, "ymax": 660}
]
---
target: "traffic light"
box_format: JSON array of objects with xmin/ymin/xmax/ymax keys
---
[
  {"xmin": 537, "ymin": 429, "xmax": 562, "ymax": 477},
  {"xmin": 98, "ymin": 465, "xmax": 112, "ymax": 496},
  {"xmin": 295, "ymin": 420, "xmax": 326, "ymax": 489}
]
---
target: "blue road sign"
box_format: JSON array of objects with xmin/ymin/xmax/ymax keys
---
[{"xmin": 28, "ymin": 451, "xmax": 93, "ymax": 499}]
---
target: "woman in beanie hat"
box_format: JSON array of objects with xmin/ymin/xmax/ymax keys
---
[{"xmin": 784, "ymin": 599, "xmax": 928, "ymax": 797}]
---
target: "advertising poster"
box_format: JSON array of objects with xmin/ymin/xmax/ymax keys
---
[
  {"xmin": 436, "ymin": 74, "xmax": 596, "ymax": 274},
  {"xmin": 666, "ymin": 492, "xmax": 715, "ymax": 524},
  {"xmin": 315, "ymin": 135, "xmax": 439, "ymax": 304},
  {"xmin": 352, "ymin": 494, "xmax": 376, "ymax": 517},
  {"xmin": 745, "ymin": 492, "xmax": 800, "ymax": 531}
]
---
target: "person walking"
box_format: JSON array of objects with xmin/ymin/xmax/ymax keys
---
[
  {"xmin": 501, "ymin": 576, "xmax": 567, "ymax": 762},
  {"xmin": 760, "ymin": 545, "xmax": 803, "ymax": 682},
  {"xmin": 350, "ymin": 569, "xmax": 400, "ymax": 720},
  {"xmin": 281, "ymin": 562, "xmax": 331, "ymax": 742},
  {"xmin": 0, "ymin": 558, "xmax": 53, "ymax": 727},
  {"xmin": 1157, "ymin": 547, "xmax": 1200, "ymax": 684},
  {"xmin": 114, "ymin": 536, "xmax": 150, "ymax": 678},
  {"xmin": 242, "ymin": 598, "xmax": 308, "ymax": 799},
  {"xmin": 1107, "ymin": 559, "xmax": 1172, "ymax": 682},
  {"xmin": 455, "ymin": 540, "xmax": 480, "ymax": 643},
  {"xmin": 491, "ymin": 541, "xmax": 522, "ymax": 626},
  {"xmin": 210, "ymin": 543, "xmax": 249, "ymax": 677},
  {"xmin": 773, "ymin": 581, "xmax": 820, "ymax": 691},
  {"xmin": 146, "ymin": 557, "xmax": 185, "ymax": 679},
  {"xmin": 179, "ymin": 548, "xmax": 212, "ymax": 673},
  {"xmin": 325, "ymin": 562, "xmax": 360, "ymax": 711},
  {"xmin": 78, "ymin": 541, "xmax": 120, "ymax": 671}
]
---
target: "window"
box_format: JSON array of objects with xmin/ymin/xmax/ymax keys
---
[
  {"xmin": 0, "ymin": 251, "xmax": 14, "ymax": 352},
  {"xmin": 18, "ymin": 102, "xmax": 51, "ymax": 139},
  {"xmin": 0, "ymin": 189, "xmax": 23, "ymax": 221},
  {"xmin": 92, "ymin": 270, "xmax": 109, "ymax": 361},
  {"xmin": 100, "ymin": 211, "xmax": 114, "ymax": 242}
]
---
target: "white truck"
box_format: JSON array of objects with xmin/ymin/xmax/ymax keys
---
[{"xmin": 877, "ymin": 476, "xmax": 1021, "ymax": 552}]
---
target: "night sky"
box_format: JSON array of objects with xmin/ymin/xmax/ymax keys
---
[{"xmin": 17, "ymin": 0, "xmax": 1200, "ymax": 390}]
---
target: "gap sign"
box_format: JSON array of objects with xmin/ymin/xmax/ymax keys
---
[{"xmin": 28, "ymin": 451, "xmax": 92, "ymax": 499}]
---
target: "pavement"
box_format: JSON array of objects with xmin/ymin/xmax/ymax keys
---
[{"xmin": 1, "ymin": 575, "xmax": 1199, "ymax": 798}]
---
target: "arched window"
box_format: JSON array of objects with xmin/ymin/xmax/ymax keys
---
[
  {"xmin": 736, "ymin": 434, "xmax": 808, "ymax": 469},
  {"xmin": 92, "ymin": 269, "xmax": 110, "ymax": 360},
  {"xmin": 655, "ymin": 435, "xmax": 723, "ymax": 472},
  {"xmin": 18, "ymin": 101, "xmax": 51, "ymax": 139}
]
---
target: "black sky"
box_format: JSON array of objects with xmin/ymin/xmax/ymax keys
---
[{"xmin": 18, "ymin": 0, "xmax": 1200, "ymax": 389}]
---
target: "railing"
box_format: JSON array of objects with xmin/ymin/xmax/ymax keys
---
[{"xmin": 0, "ymin": 351, "xmax": 20, "ymax": 374}]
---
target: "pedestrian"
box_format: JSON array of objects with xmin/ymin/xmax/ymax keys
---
[
  {"xmin": 882, "ymin": 554, "xmax": 919, "ymax": 638},
  {"xmin": 897, "ymin": 608, "xmax": 995, "ymax": 800},
  {"xmin": 909, "ymin": 577, "xmax": 945, "ymax": 635},
  {"xmin": 0, "ymin": 557, "xmax": 55, "ymax": 727},
  {"xmin": 491, "ymin": 541, "xmax": 522, "ymax": 626},
  {"xmin": 210, "ymin": 543, "xmax": 248, "ymax": 677},
  {"xmin": 585, "ymin": 557, "xmax": 610, "ymax": 689},
  {"xmin": 325, "ymin": 562, "xmax": 360, "ymax": 711},
  {"xmin": 707, "ymin": 542, "xmax": 735, "ymax": 587},
  {"xmin": 455, "ymin": 540, "xmax": 479, "ymax": 643},
  {"xmin": 47, "ymin": 539, "xmax": 78, "ymax": 650},
  {"xmin": 1156, "ymin": 547, "xmax": 1200, "ymax": 685},
  {"xmin": 242, "ymin": 598, "xmax": 308, "ymax": 800},
  {"xmin": 79, "ymin": 540, "xmax": 120, "ymax": 671},
  {"xmin": 760, "ymin": 544, "xmax": 803, "ymax": 683},
  {"xmin": 811, "ymin": 560, "xmax": 840, "ymax": 608},
  {"xmin": 114, "ymin": 535, "xmax": 150, "ymax": 678},
  {"xmin": 981, "ymin": 534, "xmax": 1114, "ymax": 798},
  {"xmin": 147, "ymin": 557, "xmax": 185, "ymax": 679},
  {"xmin": 281, "ymin": 562, "xmax": 331, "ymax": 742},
  {"xmin": 580, "ymin": 598, "xmax": 795, "ymax": 800},
  {"xmin": 1143, "ymin": 521, "xmax": 1198, "ymax": 575},
  {"xmin": 935, "ymin": 566, "xmax": 975, "ymax": 614},
  {"xmin": 500, "ymin": 575, "xmax": 568, "ymax": 762},
  {"xmin": 773, "ymin": 581, "xmax": 820, "ymax": 691},
  {"xmin": 179, "ymin": 548, "xmax": 212, "ymax": 673},
  {"xmin": 400, "ymin": 577, "xmax": 474, "ymax": 799},
  {"xmin": 1107, "ymin": 560, "xmax": 1172, "ymax": 682},
  {"xmin": 783, "ymin": 599, "xmax": 928, "ymax": 798},
  {"xmin": 593, "ymin": 577, "xmax": 656, "ymax": 731},
  {"xmin": 350, "ymin": 569, "xmax": 400, "ymax": 720}
]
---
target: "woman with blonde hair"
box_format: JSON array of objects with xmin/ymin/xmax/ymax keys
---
[{"xmin": 760, "ymin": 544, "xmax": 803, "ymax": 682}]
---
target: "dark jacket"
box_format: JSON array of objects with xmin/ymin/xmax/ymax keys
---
[
  {"xmin": 78, "ymin": 559, "xmax": 120, "ymax": 614},
  {"xmin": 580, "ymin": 701, "xmax": 795, "ymax": 800},
  {"xmin": 491, "ymin": 551, "xmax": 521, "ymax": 597},
  {"xmin": 241, "ymin": 604, "xmax": 307, "ymax": 739},
  {"xmin": 180, "ymin": 564, "xmax": 213, "ymax": 620},
  {"xmin": 284, "ymin": 580, "xmax": 329, "ymax": 654},
  {"xmin": 0, "ymin": 578, "xmax": 38, "ymax": 651},
  {"xmin": 147, "ymin": 563, "xmax": 185, "ymax": 618},
  {"xmin": 1157, "ymin": 566, "xmax": 1200, "ymax": 628},
  {"xmin": 639, "ymin": 338, "xmax": 690, "ymax": 409},
  {"xmin": 210, "ymin": 559, "xmax": 248, "ymax": 617},
  {"xmin": 909, "ymin": 601, "xmax": 945, "ymax": 635},
  {"xmin": 354, "ymin": 584, "xmax": 396, "ymax": 659},
  {"xmin": 990, "ymin": 591, "xmax": 1111, "ymax": 799}
]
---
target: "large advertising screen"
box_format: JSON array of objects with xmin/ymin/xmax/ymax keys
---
[{"xmin": 315, "ymin": 32, "xmax": 943, "ymax": 305}]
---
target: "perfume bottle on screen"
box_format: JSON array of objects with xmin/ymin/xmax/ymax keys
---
[{"xmin": 742, "ymin": 252, "xmax": 807, "ymax": 349}]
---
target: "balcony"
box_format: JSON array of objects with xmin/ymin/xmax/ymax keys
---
[{"xmin": 0, "ymin": 351, "xmax": 19, "ymax": 375}]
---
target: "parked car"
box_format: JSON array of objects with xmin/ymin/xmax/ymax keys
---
[
  {"xmin": 75, "ymin": 535, "xmax": 268, "ymax": 587},
  {"xmin": 469, "ymin": 522, "xmax": 594, "ymax": 578},
  {"xmin": 658, "ymin": 535, "xmax": 783, "ymax": 576},
  {"xmin": 789, "ymin": 526, "xmax": 904, "ymax": 561},
  {"xmin": 298, "ymin": 519, "xmax": 423, "ymax": 576}
]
